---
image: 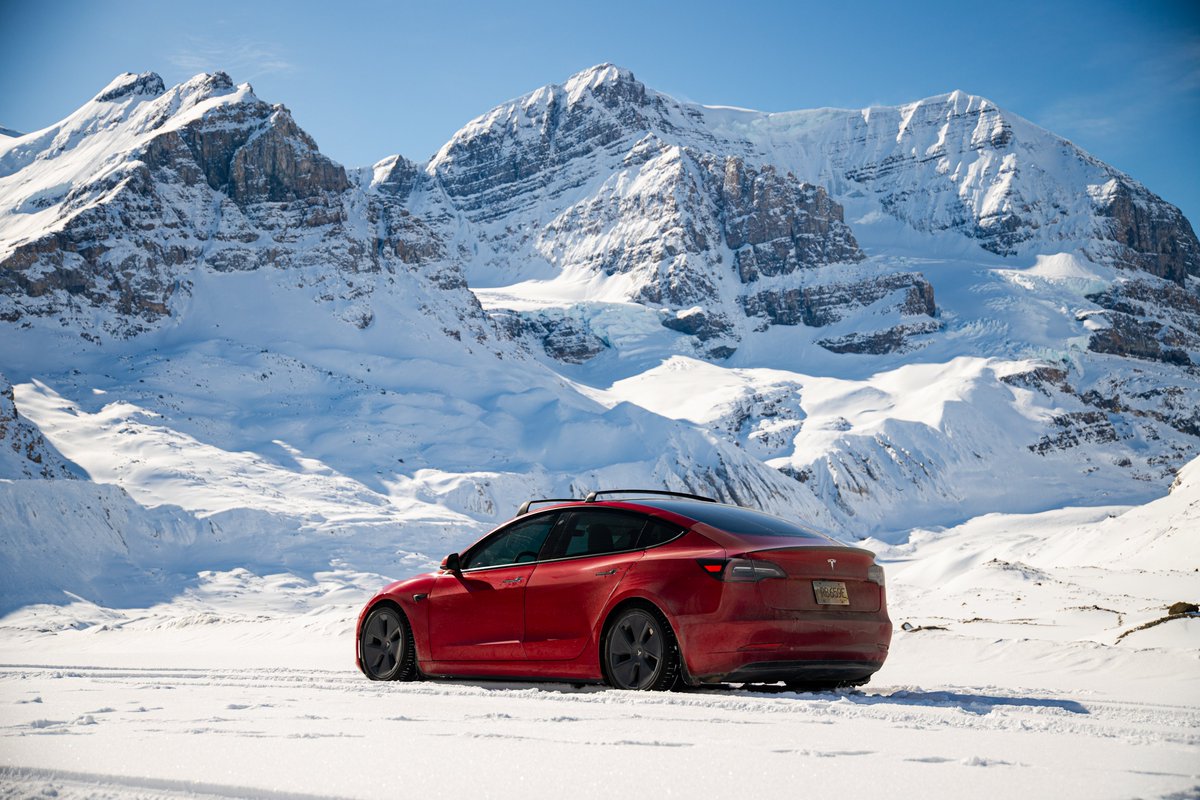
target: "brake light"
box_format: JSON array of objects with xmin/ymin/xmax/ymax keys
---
[
  {"xmin": 867, "ymin": 564, "xmax": 886, "ymax": 587},
  {"xmin": 697, "ymin": 558, "xmax": 786, "ymax": 581}
]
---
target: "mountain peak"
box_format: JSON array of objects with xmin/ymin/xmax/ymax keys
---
[
  {"xmin": 564, "ymin": 63, "xmax": 638, "ymax": 89},
  {"xmin": 564, "ymin": 62, "xmax": 643, "ymax": 98},
  {"xmin": 909, "ymin": 88, "xmax": 999, "ymax": 114},
  {"xmin": 561, "ymin": 63, "xmax": 649, "ymax": 108},
  {"xmin": 94, "ymin": 71, "xmax": 165, "ymax": 103}
]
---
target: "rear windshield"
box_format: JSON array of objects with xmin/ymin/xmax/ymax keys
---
[{"xmin": 633, "ymin": 499, "xmax": 832, "ymax": 540}]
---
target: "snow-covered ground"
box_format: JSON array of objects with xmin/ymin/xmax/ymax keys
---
[{"xmin": 2, "ymin": 461, "xmax": 1196, "ymax": 799}]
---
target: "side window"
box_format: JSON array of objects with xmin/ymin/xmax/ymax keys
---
[
  {"xmin": 462, "ymin": 514, "xmax": 558, "ymax": 570},
  {"xmin": 555, "ymin": 510, "xmax": 647, "ymax": 559},
  {"xmin": 638, "ymin": 518, "xmax": 685, "ymax": 549}
]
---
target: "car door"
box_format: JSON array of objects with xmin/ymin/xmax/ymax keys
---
[
  {"xmin": 428, "ymin": 512, "xmax": 561, "ymax": 662},
  {"xmin": 522, "ymin": 509, "xmax": 650, "ymax": 661}
]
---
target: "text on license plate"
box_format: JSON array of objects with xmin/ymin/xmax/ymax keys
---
[{"xmin": 812, "ymin": 580, "xmax": 850, "ymax": 606}]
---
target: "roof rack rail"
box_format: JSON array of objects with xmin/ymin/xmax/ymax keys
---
[
  {"xmin": 583, "ymin": 489, "xmax": 717, "ymax": 504},
  {"xmin": 515, "ymin": 498, "xmax": 578, "ymax": 517}
]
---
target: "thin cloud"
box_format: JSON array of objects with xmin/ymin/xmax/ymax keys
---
[
  {"xmin": 1035, "ymin": 34, "xmax": 1200, "ymax": 144},
  {"xmin": 168, "ymin": 38, "xmax": 297, "ymax": 81}
]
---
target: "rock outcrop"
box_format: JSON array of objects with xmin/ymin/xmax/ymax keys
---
[
  {"xmin": 1085, "ymin": 280, "xmax": 1200, "ymax": 366},
  {"xmin": 0, "ymin": 373, "xmax": 77, "ymax": 479},
  {"xmin": 701, "ymin": 155, "xmax": 865, "ymax": 283}
]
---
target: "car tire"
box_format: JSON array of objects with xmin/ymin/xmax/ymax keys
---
[
  {"xmin": 602, "ymin": 605, "xmax": 680, "ymax": 691},
  {"xmin": 360, "ymin": 605, "xmax": 418, "ymax": 681}
]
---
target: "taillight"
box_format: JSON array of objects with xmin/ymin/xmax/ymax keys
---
[
  {"xmin": 698, "ymin": 558, "xmax": 786, "ymax": 581},
  {"xmin": 867, "ymin": 564, "xmax": 886, "ymax": 587}
]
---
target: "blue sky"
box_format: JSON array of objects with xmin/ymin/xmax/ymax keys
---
[{"xmin": 2, "ymin": 0, "xmax": 1197, "ymax": 223}]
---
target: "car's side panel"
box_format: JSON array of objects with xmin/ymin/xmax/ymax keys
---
[
  {"xmin": 426, "ymin": 566, "xmax": 535, "ymax": 661},
  {"xmin": 523, "ymin": 550, "xmax": 642, "ymax": 660},
  {"xmin": 420, "ymin": 658, "xmax": 600, "ymax": 682},
  {"xmin": 576, "ymin": 530, "xmax": 727, "ymax": 680}
]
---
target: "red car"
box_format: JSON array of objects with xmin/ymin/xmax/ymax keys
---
[{"xmin": 356, "ymin": 490, "xmax": 891, "ymax": 690}]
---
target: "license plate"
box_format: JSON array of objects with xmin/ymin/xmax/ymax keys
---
[{"xmin": 813, "ymin": 580, "xmax": 850, "ymax": 606}]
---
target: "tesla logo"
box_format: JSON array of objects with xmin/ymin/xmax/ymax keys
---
[{"xmin": 827, "ymin": 558, "xmax": 837, "ymax": 571}]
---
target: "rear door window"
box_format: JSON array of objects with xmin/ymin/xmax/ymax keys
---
[
  {"xmin": 638, "ymin": 518, "xmax": 685, "ymax": 549},
  {"xmin": 550, "ymin": 510, "xmax": 648, "ymax": 559}
]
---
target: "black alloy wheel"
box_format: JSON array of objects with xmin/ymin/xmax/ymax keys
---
[
  {"xmin": 603, "ymin": 606, "xmax": 680, "ymax": 691},
  {"xmin": 360, "ymin": 606, "xmax": 418, "ymax": 681}
]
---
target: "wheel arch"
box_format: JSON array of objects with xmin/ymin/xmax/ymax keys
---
[
  {"xmin": 357, "ymin": 598, "xmax": 420, "ymax": 679},
  {"xmin": 596, "ymin": 594, "xmax": 690, "ymax": 688}
]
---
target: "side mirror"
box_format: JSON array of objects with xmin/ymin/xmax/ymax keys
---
[{"xmin": 441, "ymin": 552, "xmax": 461, "ymax": 573}]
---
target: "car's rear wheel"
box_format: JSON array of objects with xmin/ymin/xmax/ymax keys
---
[
  {"xmin": 602, "ymin": 605, "xmax": 680, "ymax": 691},
  {"xmin": 360, "ymin": 605, "xmax": 418, "ymax": 681}
]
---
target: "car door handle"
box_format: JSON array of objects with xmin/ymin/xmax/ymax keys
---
[
  {"xmin": 502, "ymin": 577, "xmax": 524, "ymax": 584},
  {"xmin": 594, "ymin": 568, "xmax": 618, "ymax": 576}
]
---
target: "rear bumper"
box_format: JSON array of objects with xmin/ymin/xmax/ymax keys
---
[
  {"xmin": 676, "ymin": 614, "xmax": 892, "ymax": 685},
  {"xmin": 723, "ymin": 660, "xmax": 882, "ymax": 685}
]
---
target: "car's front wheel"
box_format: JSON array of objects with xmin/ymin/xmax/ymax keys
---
[
  {"xmin": 602, "ymin": 605, "xmax": 680, "ymax": 691},
  {"xmin": 360, "ymin": 605, "xmax": 418, "ymax": 681}
]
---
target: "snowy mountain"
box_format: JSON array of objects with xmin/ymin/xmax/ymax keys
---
[
  {"xmin": 416, "ymin": 64, "xmax": 1197, "ymax": 358},
  {"xmin": 1, "ymin": 64, "xmax": 1197, "ymax": 607},
  {"xmin": 415, "ymin": 64, "xmax": 1199, "ymax": 528},
  {"xmin": 0, "ymin": 70, "xmax": 841, "ymax": 607},
  {"xmin": 2, "ymin": 64, "xmax": 1197, "ymax": 800}
]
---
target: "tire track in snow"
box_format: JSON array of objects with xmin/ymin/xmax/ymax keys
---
[
  {"xmin": 0, "ymin": 765, "xmax": 355, "ymax": 800},
  {"xmin": 3, "ymin": 663, "xmax": 1196, "ymax": 747}
]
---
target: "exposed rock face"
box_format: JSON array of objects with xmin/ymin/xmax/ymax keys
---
[
  {"xmin": 172, "ymin": 99, "xmax": 350, "ymax": 205},
  {"xmin": 1088, "ymin": 314, "xmax": 1192, "ymax": 366},
  {"xmin": 738, "ymin": 272, "xmax": 939, "ymax": 354},
  {"xmin": 1029, "ymin": 411, "xmax": 1121, "ymax": 454},
  {"xmin": 661, "ymin": 307, "xmax": 734, "ymax": 341},
  {"xmin": 420, "ymin": 65, "xmax": 901, "ymax": 357},
  {"xmin": 492, "ymin": 310, "xmax": 608, "ymax": 364},
  {"xmin": 429, "ymin": 65, "xmax": 686, "ymax": 222},
  {"xmin": 537, "ymin": 142, "xmax": 723, "ymax": 309},
  {"xmin": 95, "ymin": 71, "xmax": 166, "ymax": 103},
  {"xmin": 0, "ymin": 373, "xmax": 76, "ymax": 479},
  {"xmin": 999, "ymin": 365, "xmax": 1072, "ymax": 396},
  {"xmin": 817, "ymin": 320, "xmax": 943, "ymax": 355},
  {"xmin": 701, "ymin": 155, "xmax": 865, "ymax": 283},
  {"xmin": 741, "ymin": 272, "xmax": 935, "ymax": 328},
  {"xmin": 837, "ymin": 92, "xmax": 1032, "ymax": 255},
  {"xmin": 1085, "ymin": 281, "xmax": 1200, "ymax": 366},
  {"xmin": 372, "ymin": 154, "xmax": 423, "ymax": 200},
  {"xmin": 1088, "ymin": 180, "xmax": 1200, "ymax": 285},
  {"xmin": 1001, "ymin": 361, "xmax": 1200, "ymax": 451}
]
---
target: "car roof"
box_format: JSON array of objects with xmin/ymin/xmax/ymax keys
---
[{"xmin": 528, "ymin": 497, "xmax": 840, "ymax": 547}]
